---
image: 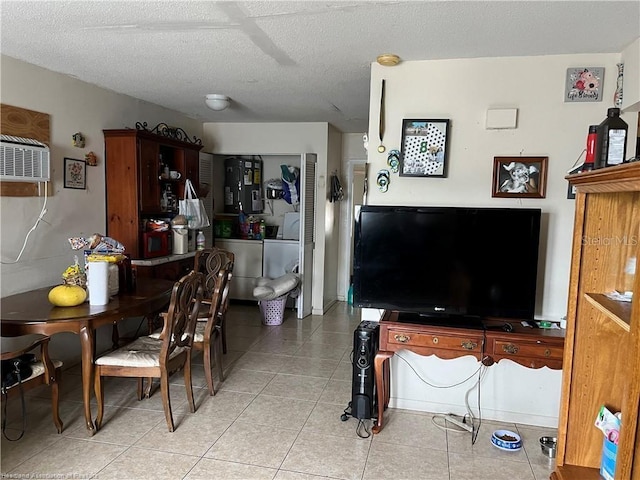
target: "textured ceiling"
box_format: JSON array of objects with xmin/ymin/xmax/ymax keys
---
[{"xmin": 1, "ymin": 1, "xmax": 639, "ymax": 133}]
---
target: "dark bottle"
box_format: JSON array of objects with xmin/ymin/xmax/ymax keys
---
[
  {"xmin": 582, "ymin": 125, "xmax": 598, "ymax": 171},
  {"xmin": 594, "ymin": 108, "xmax": 628, "ymax": 168}
]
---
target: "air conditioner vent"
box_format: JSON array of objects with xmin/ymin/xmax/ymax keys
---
[{"xmin": 0, "ymin": 135, "xmax": 50, "ymax": 182}]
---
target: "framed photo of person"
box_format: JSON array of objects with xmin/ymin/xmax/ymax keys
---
[
  {"xmin": 400, "ymin": 119, "xmax": 450, "ymax": 178},
  {"xmin": 492, "ymin": 156, "xmax": 548, "ymax": 199}
]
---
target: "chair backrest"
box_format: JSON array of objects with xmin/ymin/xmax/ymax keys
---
[
  {"xmin": 194, "ymin": 247, "xmax": 235, "ymax": 300},
  {"xmin": 200, "ymin": 268, "xmax": 229, "ymax": 340},
  {"xmin": 161, "ymin": 270, "xmax": 204, "ymax": 361}
]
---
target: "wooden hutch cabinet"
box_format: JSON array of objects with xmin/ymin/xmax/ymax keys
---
[
  {"xmin": 553, "ymin": 162, "xmax": 640, "ymax": 480},
  {"xmin": 104, "ymin": 127, "xmax": 202, "ymax": 260}
]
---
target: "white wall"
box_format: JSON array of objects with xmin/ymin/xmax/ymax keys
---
[
  {"xmin": 200, "ymin": 122, "xmax": 342, "ymax": 314},
  {"xmin": 0, "ymin": 55, "xmax": 204, "ymax": 365},
  {"xmin": 365, "ymin": 52, "xmax": 636, "ymax": 426}
]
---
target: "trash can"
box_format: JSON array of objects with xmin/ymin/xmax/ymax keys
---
[{"xmin": 258, "ymin": 294, "xmax": 288, "ymax": 325}]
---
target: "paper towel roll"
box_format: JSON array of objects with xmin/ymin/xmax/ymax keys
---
[{"xmin": 88, "ymin": 261, "xmax": 110, "ymax": 306}]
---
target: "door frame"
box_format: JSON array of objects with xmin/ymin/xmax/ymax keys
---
[{"xmin": 339, "ymin": 159, "xmax": 366, "ymax": 301}]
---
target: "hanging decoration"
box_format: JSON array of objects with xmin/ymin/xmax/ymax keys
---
[{"xmin": 329, "ymin": 172, "xmax": 344, "ymax": 202}]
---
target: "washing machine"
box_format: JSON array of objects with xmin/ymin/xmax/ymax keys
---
[{"xmin": 263, "ymin": 239, "xmax": 300, "ymax": 309}]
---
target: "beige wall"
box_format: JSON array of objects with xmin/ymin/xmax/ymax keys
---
[
  {"xmin": 0, "ymin": 55, "xmax": 203, "ymax": 364},
  {"xmin": 367, "ymin": 52, "xmax": 635, "ymax": 320}
]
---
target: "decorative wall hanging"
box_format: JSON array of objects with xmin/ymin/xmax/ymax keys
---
[
  {"xmin": 492, "ymin": 156, "xmax": 548, "ymax": 199},
  {"xmin": 400, "ymin": 119, "xmax": 450, "ymax": 177},
  {"xmin": 135, "ymin": 122, "xmax": 202, "ymax": 145},
  {"xmin": 565, "ymin": 67, "xmax": 604, "ymax": 102},
  {"xmin": 614, "ymin": 63, "xmax": 624, "ymax": 107},
  {"xmin": 376, "ymin": 169, "xmax": 390, "ymax": 192},
  {"xmin": 387, "ymin": 149, "xmax": 400, "ymax": 173},
  {"xmin": 64, "ymin": 158, "xmax": 86, "ymax": 189},
  {"xmin": 85, "ymin": 151, "xmax": 98, "ymax": 166},
  {"xmin": 72, "ymin": 132, "xmax": 85, "ymax": 148}
]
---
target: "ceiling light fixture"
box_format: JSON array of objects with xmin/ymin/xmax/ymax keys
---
[
  {"xmin": 205, "ymin": 94, "xmax": 230, "ymax": 111},
  {"xmin": 376, "ymin": 54, "xmax": 401, "ymax": 67}
]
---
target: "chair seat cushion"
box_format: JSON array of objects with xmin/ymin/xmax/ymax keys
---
[
  {"xmin": 194, "ymin": 322, "xmax": 205, "ymax": 343},
  {"xmin": 95, "ymin": 337, "xmax": 185, "ymax": 367},
  {"xmin": 2, "ymin": 359, "xmax": 63, "ymax": 389}
]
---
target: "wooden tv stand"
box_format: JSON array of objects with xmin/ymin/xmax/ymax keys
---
[{"xmin": 372, "ymin": 310, "xmax": 565, "ymax": 434}]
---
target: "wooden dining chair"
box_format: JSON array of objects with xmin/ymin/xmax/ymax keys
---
[
  {"xmin": 194, "ymin": 247, "xmax": 235, "ymax": 354},
  {"xmin": 1, "ymin": 334, "xmax": 63, "ymax": 436},
  {"xmin": 192, "ymin": 268, "xmax": 227, "ymax": 395},
  {"xmin": 93, "ymin": 270, "xmax": 204, "ymax": 433}
]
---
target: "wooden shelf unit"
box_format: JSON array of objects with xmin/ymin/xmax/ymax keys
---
[
  {"xmin": 104, "ymin": 129, "xmax": 202, "ymax": 259},
  {"xmin": 555, "ymin": 162, "xmax": 640, "ymax": 480}
]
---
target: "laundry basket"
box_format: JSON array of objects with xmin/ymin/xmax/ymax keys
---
[{"xmin": 259, "ymin": 294, "xmax": 288, "ymax": 325}]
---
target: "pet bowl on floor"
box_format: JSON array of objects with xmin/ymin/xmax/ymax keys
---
[
  {"xmin": 539, "ymin": 436, "xmax": 557, "ymax": 458},
  {"xmin": 491, "ymin": 430, "xmax": 522, "ymax": 451}
]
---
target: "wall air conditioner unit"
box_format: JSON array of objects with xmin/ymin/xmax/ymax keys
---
[{"xmin": 0, "ymin": 134, "xmax": 50, "ymax": 182}]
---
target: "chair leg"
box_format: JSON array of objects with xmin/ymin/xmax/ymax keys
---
[
  {"xmin": 203, "ymin": 342, "xmax": 215, "ymax": 396},
  {"xmin": 184, "ymin": 355, "xmax": 196, "ymax": 413},
  {"xmin": 160, "ymin": 375, "xmax": 174, "ymax": 432},
  {"xmin": 144, "ymin": 377, "xmax": 153, "ymax": 398},
  {"xmin": 51, "ymin": 367, "xmax": 63, "ymax": 433},
  {"xmin": 94, "ymin": 370, "xmax": 104, "ymax": 430},
  {"xmin": 137, "ymin": 378, "xmax": 144, "ymax": 401},
  {"xmin": 221, "ymin": 318, "xmax": 227, "ymax": 354},
  {"xmin": 214, "ymin": 333, "xmax": 224, "ymax": 385}
]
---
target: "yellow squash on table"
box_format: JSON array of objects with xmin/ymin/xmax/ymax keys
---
[{"xmin": 48, "ymin": 284, "xmax": 87, "ymax": 307}]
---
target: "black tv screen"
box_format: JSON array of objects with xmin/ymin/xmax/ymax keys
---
[{"xmin": 353, "ymin": 205, "xmax": 541, "ymax": 321}]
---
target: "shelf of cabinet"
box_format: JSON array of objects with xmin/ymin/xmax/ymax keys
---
[
  {"xmin": 584, "ymin": 293, "xmax": 632, "ymax": 331},
  {"xmin": 551, "ymin": 465, "xmax": 601, "ymax": 480}
]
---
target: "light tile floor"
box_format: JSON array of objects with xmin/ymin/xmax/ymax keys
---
[{"xmin": 1, "ymin": 302, "xmax": 557, "ymax": 479}]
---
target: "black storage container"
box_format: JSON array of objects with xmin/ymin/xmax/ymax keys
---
[{"xmin": 594, "ymin": 108, "xmax": 628, "ymax": 168}]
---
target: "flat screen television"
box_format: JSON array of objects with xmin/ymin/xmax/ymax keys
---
[{"xmin": 353, "ymin": 205, "xmax": 541, "ymax": 322}]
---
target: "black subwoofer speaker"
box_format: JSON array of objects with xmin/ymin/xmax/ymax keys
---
[{"xmin": 350, "ymin": 321, "xmax": 380, "ymax": 420}]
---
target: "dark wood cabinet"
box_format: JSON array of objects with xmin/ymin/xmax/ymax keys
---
[{"xmin": 104, "ymin": 129, "xmax": 202, "ymax": 259}]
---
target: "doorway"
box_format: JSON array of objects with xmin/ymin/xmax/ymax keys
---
[{"xmin": 339, "ymin": 160, "xmax": 366, "ymax": 300}]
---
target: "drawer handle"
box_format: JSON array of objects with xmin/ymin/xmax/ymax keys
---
[
  {"xmin": 461, "ymin": 341, "xmax": 477, "ymax": 350},
  {"xmin": 502, "ymin": 344, "xmax": 519, "ymax": 355},
  {"xmin": 432, "ymin": 337, "xmax": 439, "ymax": 344},
  {"xmin": 394, "ymin": 334, "xmax": 410, "ymax": 343},
  {"xmin": 544, "ymin": 348, "xmax": 551, "ymax": 357}
]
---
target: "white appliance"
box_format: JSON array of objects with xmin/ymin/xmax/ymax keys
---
[
  {"xmin": 263, "ymin": 239, "xmax": 300, "ymax": 309},
  {"xmin": 282, "ymin": 212, "xmax": 300, "ymax": 240}
]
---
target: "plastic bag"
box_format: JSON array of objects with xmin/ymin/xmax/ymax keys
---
[{"xmin": 179, "ymin": 179, "xmax": 210, "ymax": 229}]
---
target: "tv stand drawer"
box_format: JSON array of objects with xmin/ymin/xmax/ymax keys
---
[
  {"xmin": 489, "ymin": 338, "xmax": 563, "ymax": 369},
  {"xmin": 384, "ymin": 325, "xmax": 484, "ymax": 358}
]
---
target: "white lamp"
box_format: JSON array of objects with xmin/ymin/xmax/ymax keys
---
[{"xmin": 205, "ymin": 94, "xmax": 230, "ymax": 111}]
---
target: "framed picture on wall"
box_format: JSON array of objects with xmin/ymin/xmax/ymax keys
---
[
  {"xmin": 492, "ymin": 156, "xmax": 548, "ymax": 198},
  {"xmin": 64, "ymin": 158, "xmax": 86, "ymax": 189},
  {"xmin": 400, "ymin": 119, "xmax": 450, "ymax": 177}
]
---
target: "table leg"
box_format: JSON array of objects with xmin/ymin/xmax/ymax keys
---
[
  {"xmin": 372, "ymin": 350, "xmax": 393, "ymax": 434},
  {"xmin": 79, "ymin": 325, "xmax": 96, "ymax": 434}
]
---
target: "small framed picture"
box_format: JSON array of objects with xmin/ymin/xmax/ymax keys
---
[
  {"xmin": 565, "ymin": 67, "xmax": 604, "ymax": 102},
  {"xmin": 492, "ymin": 156, "xmax": 548, "ymax": 199},
  {"xmin": 400, "ymin": 119, "xmax": 450, "ymax": 177},
  {"xmin": 64, "ymin": 158, "xmax": 86, "ymax": 189}
]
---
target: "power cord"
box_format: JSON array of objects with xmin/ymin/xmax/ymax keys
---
[
  {"xmin": 1, "ymin": 182, "xmax": 49, "ymax": 264},
  {"xmin": 396, "ymin": 331, "xmax": 489, "ymax": 445}
]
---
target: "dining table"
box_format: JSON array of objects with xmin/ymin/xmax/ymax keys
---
[{"xmin": 0, "ymin": 277, "xmax": 174, "ymax": 435}]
